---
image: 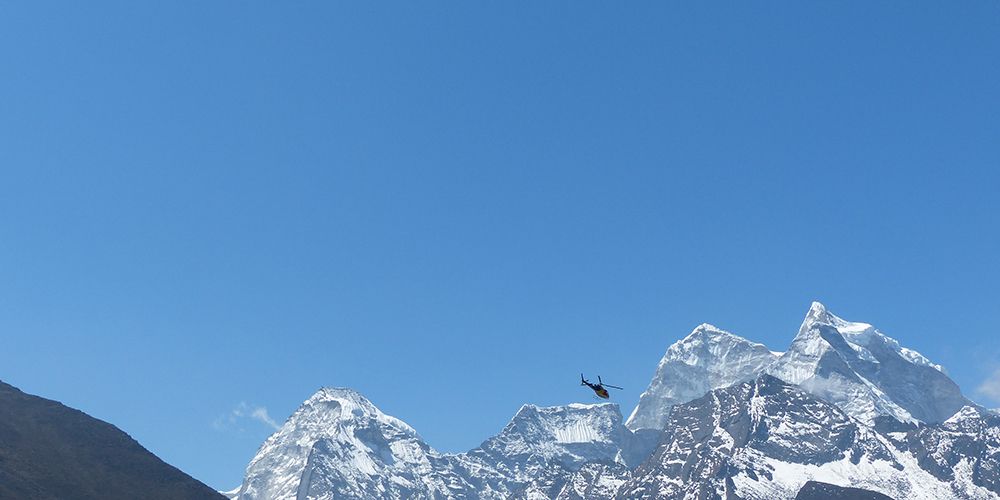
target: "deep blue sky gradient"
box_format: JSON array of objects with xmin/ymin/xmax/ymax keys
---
[{"xmin": 2, "ymin": 1, "xmax": 998, "ymax": 490}]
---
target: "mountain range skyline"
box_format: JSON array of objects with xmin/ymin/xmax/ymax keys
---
[
  {"xmin": 221, "ymin": 301, "xmax": 1000, "ymax": 499},
  {"xmin": 6, "ymin": 298, "xmax": 996, "ymax": 495},
  {"xmin": 211, "ymin": 300, "xmax": 1000, "ymax": 490},
  {"xmin": 238, "ymin": 300, "xmax": 985, "ymax": 453},
  {"xmin": 2, "ymin": 299, "xmax": 996, "ymax": 498}
]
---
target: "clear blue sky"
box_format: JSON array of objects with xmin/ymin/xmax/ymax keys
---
[{"xmin": 1, "ymin": 1, "xmax": 998, "ymax": 491}]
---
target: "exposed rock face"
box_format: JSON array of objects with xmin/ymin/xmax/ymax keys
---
[
  {"xmin": 890, "ymin": 405, "xmax": 1000, "ymax": 497},
  {"xmin": 553, "ymin": 463, "xmax": 630, "ymax": 500},
  {"xmin": 576, "ymin": 378, "xmax": 998, "ymax": 499},
  {"xmin": 619, "ymin": 375, "xmax": 905, "ymax": 499}
]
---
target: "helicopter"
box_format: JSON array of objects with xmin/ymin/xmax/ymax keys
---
[{"xmin": 580, "ymin": 374, "xmax": 622, "ymax": 399}]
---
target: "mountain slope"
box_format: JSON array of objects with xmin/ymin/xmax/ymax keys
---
[
  {"xmin": 887, "ymin": 405, "xmax": 1000, "ymax": 497},
  {"xmin": 621, "ymin": 375, "xmax": 906, "ymax": 499},
  {"xmin": 617, "ymin": 375, "xmax": 995, "ymax": 500},
  {"xmin": 0, "ymin": 380, "xmax": 223, "ymax": 500},
  {"xmin": 452, "ymin": 402, "xmax": 631, "ymax": 498}
]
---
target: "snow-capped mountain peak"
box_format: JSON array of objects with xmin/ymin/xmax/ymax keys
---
[
  {"xmin": 689, "ymin": 322, "xmax": 729, "ymax": 336},
  {"xmin": 236, "ymin": 388, "xmax": 453, "ymax": 500},
  {"xmin": 770, "ymin": 303, "xmax": 968, "ymax": 424},
  {"xmin": 626, "ymin": 322, "xmax": 778, "ymax": 431},
  {"xmin": 802, "ymin": 300, "xmax": 835, "ymax": 327},
  {"xmin": 306, "ymin": 386, "xmax": 372, "ymax": 408},
  {"xmin": 469, "ymin": 402, "xmax": 626, "ymax": 468},
  {"xmin": 799, "ymin": 302, "xmax": 943, "ymax": 372},
  {"xmin": 299, "ymin": 387, "xmax": 418, "ymax": 436},
  {"xmin": 799, "ymin": 302, "xmax": 890, "ymax": 358}
]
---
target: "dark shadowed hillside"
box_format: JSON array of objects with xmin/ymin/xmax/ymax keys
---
[
  {"xmin": 0, "ymin": 380, "xmax": 223, "ymax": 500},
  {"xmin": 795, "ymin": 481, "xmax": 895, "ymax": 500}
]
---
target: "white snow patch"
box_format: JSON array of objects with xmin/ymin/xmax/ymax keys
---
[
  {"xmin": 220, "ymin": 486, "xmax": 241, "ymax": 499},
  {"xmin": 553, "ymin": 421, "xmax": 601, "ymax": 443}
]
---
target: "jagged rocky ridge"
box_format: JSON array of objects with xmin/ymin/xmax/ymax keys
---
[
  {"xmin": 231, "ymin": 303, "xmax": 999, "ymax": 499},
  {"xmin": 620, "ymin": 375, "xmax": 994, "ymax": 499}
]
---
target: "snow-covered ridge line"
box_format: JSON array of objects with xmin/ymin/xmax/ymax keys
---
[
  {"xmin": 632, "ymin": 301, "xmax": 968, "ymax": 429},
  {"xmin": 802, "ymin": 301, "xmax": 943, "ymax": 372},
  {"xmin": 234, "ymin": 387, "xmax": 633, "ymax": 500}
]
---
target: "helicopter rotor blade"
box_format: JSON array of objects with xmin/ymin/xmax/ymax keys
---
[{"xmin": 603, "ymin": 384, "xmax": 624, "ymax": 390}]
